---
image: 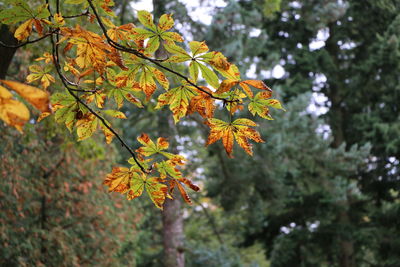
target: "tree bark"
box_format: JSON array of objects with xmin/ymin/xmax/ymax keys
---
[
  {"xmin": 0, "ymin": 25, "xmax": 18, "ymax": 79},
  {"xmin": 158, "ymin": 114, "xmax": 185, "ymax": 267},
  {"xmin": 162, "ymin": 196, "xmax": 185, "ymax": 267},
  {"xmin": 151, "ymin": 1, "xmax": 185, "ymax": 265}
]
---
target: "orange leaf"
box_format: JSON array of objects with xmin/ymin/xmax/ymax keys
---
[
  {"xmin": 206, "ymin": 118, "xmax": 264, "ymax": 157},
  {"xmin": 104, "ymin": 167, "xmax": 131, "ymax": 194},
  {"xmin": 241, "ymin": 80, "xmax": 272, "ymax": 91},
  {"xmin": 0, "ymin": 80, "xmax": 50, "ymax": 112},
  {"xmin": 187, "ymin": 86, "xmax": 216, "ymax": 118}
]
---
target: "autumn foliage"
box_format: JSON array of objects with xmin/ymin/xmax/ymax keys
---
[{"xmin": 0, "ymin": 0, "xmax": 284, "ymax": 209}]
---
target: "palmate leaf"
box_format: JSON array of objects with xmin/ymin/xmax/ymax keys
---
[
  {"xmin": 115, "ymin": 60, "xmax": 169, "ymax": 100},
  {"xmin": 135, "ymin": 133, "xmax": 183, "ymax": 161},
  {"xmin": 26, "ymin": 65, "xmax": 55, "ymax": 89},
  {"xmin": 136, "ymin": 133, "xmax": 169, "ymax": 157},
  {"xmin": 155, "ymin": 84, "xmax": 197, "ymax": 123},
  {"xmin": 133, "ymin": 10, "xmax": 183, "ymax": 53},
  {"xmin": 187, "ymin": 86, "xmax": 216, "ymax": 118},
  {"xmin": 248, "ymin": 92, "xmax": 285, "ymax": 120},
  {"xmin": 206, "ymin": 118, "xmax": 264, "ymax": 158},
  {"xmin": 165, "ymin": 42, "xmax": 222, "ymax": 88},
  {"xmin": 156, "ymin": 160, "xmax": 199, "ymax": 205},
  {"xmin": 60, "ymin": 25, "xmax": 113, "ymax": 74},
  {"xmin": 0, "ymin": 2, "xmax": 50, "ymax": 41},
  {"xmin": 128, "ymin": 175, "xmax": 168, "ymax": 209},
  {"xmin": 217, "ymin": 78, "xmax": 272, "ymax": 98},
  {"xmin": 103, "ymin": 166, "xmax": 169, "ymax": 209},
  {"xmin": 0, "ymin": 2, "xmax": 50, "ymax": 25}
]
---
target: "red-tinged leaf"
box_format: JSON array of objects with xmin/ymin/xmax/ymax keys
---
[
  {"xmin": 216, "ymin": 79, "xmax": 239, "ymax": 94},
  {"xmin": 187, "ymin": 86, "xmax": 216, "ymax": 118},
  {"xmin": 33, "ymin": 19, "xmax": 43, "ymax": 35},
  {"xmin": 176, "ymin": 180, "xmax": 192, "ymax": 204},
  {"xmin": 144, "ymin": 177, "xmax": 168, "ymax": 209},
  {"xmin": 108, "ymin": 48, "xmax": 129, "ymax": 70},
  {"xmin": 124, "ymin": 93, "xmax": 143, "ymax": 108},
  {"xmin": 157, "ymin": 137, "xmax": 169, "ymax": 150},
  {"xmin": 241, "ymin": 80, "xmax": 272, "ymax": 91},
  {"xmin": 178, "ymin": 177, "xmax": 200, "ymax": 192}
]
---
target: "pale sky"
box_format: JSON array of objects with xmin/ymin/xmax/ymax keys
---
[{"xmin": 131, "ymin": 0, "xmax": 329, "ymax": 116}]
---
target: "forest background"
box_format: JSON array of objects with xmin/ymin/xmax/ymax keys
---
[{"xmin": 0, "ymin": 0, "xmax": 399, "ymax": 266}]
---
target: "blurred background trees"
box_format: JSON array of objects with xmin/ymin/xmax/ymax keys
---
[{"xmin": 1, "ymin": 0, "xmax": 399, "ymax": 266}]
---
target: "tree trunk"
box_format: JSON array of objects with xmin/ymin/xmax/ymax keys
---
[
  {"xmin": 162, "ymin": 197, "xmax": 185, "ymax": 267},
  {"xmin": 151, "ymin": 1, "xmax": 185, "ymax": 265},
  {"xmin": 158, "ymin": 114, "xmax": 185, "ymax": 267},
  {"xmin": 0, "ymin": 25, "xmax": 18, "ymax": 79}
]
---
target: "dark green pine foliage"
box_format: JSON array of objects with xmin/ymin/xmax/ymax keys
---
[{"xmin": 201, "ymin": 0, "xmax": 400, "ymax": 266}]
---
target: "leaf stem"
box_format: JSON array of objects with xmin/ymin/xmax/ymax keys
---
[{"xmin": 86, "ymin": 0, "xmax": 237, "ymax": 105}]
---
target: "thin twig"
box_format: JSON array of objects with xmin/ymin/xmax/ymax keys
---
[
  {"xmin": 0, "ymin": 31, "xmax": 55, "ymax": 48},
  {"xmin": 48, "ymin": 1, "xmax": 148, "ymax": 173},
  {"xmin": 63, "ymin": 9, "xmax": 90, "ymax": 19},
  {"xmin": 86, "ymin": 0, "xmax": 237, "ymax": 104}
]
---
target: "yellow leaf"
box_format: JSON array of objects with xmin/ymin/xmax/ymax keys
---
[
  {"xmin": 156, "ymin": 85, "xmax": 197, "ymax": 123},
  {"xmin": 76, "ymin": 113, "xmax": 98, "ymax": 141},
  {"xmin": 104, "ymin": 167, "xmax": 132, "ymax": 194},
  {"xmin": 158, "ymin": 14, "xmax": 174, "ymax": 31},
  {"xmin": 0, "ymin": 80, "xmax": 50, "ymax": 112},
  {"xmin": 0, "ymin": 86, "xmax": 30, "ymax": 132},
  {"xmin": 14, "ymin": 19, "xmax": 34, "ymax": 40}
]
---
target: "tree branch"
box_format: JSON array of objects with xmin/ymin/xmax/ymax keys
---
[
  {"xmin": 86, "ymin": 0, "xmax": 237, "ymax": 104},
  {"xmin": 47, "ymin": 1, "xmax": 149, "ymax": 173},
  {"xmin": 63, "ymin": 9, "xmax": 90, "ymax": 19},
  {"xmin": 0, "ymin": 31, "xmax": 55, "ymax": 48}
]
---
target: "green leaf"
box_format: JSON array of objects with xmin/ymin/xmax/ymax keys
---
[
  {"xmin": 155, "ymin": 85, "xmax": 197, "ymax": 123},
  {"xmin": 265, "ymin": 99, "xmax": 285, "ymax": 110},
  {"xmin": 189, "ymin": 61, "xmax": 199, "ymax": 82},
  {"xmin": 103, "ymin": 110, "xmax": 127, "ymax": 119},
  {"xmin": 0, "ymin": 4, "xmax": 33, "ymax": 24},
  {"xmin": 137, "ymin": 10, "xmax": 156, "ymax": 31},
  {"xmin": 197, "ymin": 62, "xmax": 220, "ymax": 89}
]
